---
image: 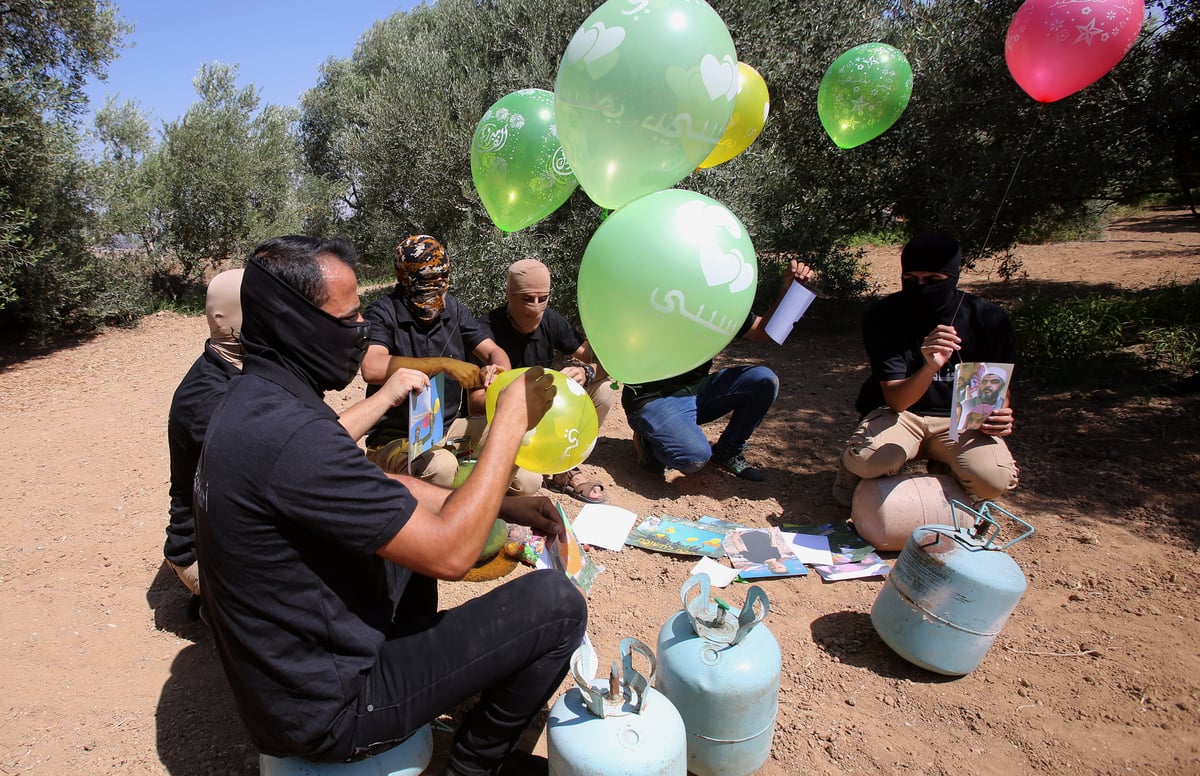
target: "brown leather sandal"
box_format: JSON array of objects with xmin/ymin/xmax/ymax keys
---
[{"xmin": 546, "ymin": 467, "xmax": 607, "ymax": 504}]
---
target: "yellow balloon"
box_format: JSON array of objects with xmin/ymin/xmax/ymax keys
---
[
  {"xmin": 698, "ymin": 62, "xmax": 770, "ymax": 169},
  {"xmin": 485, "ymin": 368, "xmax": 599, "ymax": 475}
]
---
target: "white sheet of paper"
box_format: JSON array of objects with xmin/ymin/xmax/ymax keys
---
[
  {"xmin": 783, "ymin": 531, "xmax": 834, "ymax": 565},
  {"xmin": 577, "ymin": 631, "xmax": 599, "ymax": 681},
  {"xmin": 765, "ymin": 281, "xmax": 817, "ymax": 345},
  {"xmin": 570, "ymin": 503, "xmax": 638, "ymax": 551},
  {"xmin": 690, "ymin": 556, "xmax": 741, "ymax": 587}
]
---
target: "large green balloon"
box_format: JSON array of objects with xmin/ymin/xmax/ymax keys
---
[
  {"xmin": 578, "ymin": 189, "xmax": 757, "ymax": 384},
  {"xmin": 554, "ymin": 0, "xmax": 737, "ymax": 211},
  {"xmin": 471, "ymin": 89, "xmax": 578, "ymax": 233},
  {"xmin": 817, "ymin": 43, "xmax": 913, "ymax": 150}
]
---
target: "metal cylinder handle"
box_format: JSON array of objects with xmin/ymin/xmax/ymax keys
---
[
  {"xmin": 950, "ymin": 500, "xmax": 1035, "ymax": 551},
  {"xmin": 680, "ymin": 573, "xmax": 714, "ymax": 617},
  {"xmin": 732, "ymin": 585, "xmax": 770, "ymax": 646},
  {"xmin": 570, "ymin": 638, "xmax": 657, "ymax": 718},
  {"xmin": 619, "ymin": 637, "xmax": 656, "ymax": 713}
]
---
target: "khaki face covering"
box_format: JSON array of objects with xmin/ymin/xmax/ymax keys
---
[{"xmin": 206, "ymin": 268, "xmax": 245, "ymax": 369}]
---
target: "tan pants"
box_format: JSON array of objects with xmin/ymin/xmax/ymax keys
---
[
  {"xmin": 841, "ymin": 407, "xmax": 1019, "ymax": 501},
  {"xmin": 588, "ymin": 378, "xmax": 618, "ymax": 429},
  {"xmin": 369, "ymin": 416, "xmax": 541, "ymax": 495}
]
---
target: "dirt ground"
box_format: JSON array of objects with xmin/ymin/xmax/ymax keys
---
[{"xmin": 2, "ymin": 206, "xmax": 1199, "ymax": 775}]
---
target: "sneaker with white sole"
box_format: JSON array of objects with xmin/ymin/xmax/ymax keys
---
[{"xmin": 710, "ymin": 450, "xmax": 766, "ymax": 482}]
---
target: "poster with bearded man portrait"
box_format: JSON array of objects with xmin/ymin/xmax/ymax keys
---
[{"xmin": 951, "ymin": 362, "xmax": 1014, "ymax": 442}]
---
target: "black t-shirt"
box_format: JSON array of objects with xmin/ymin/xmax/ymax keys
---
[
  {"xmin": 193, "ymin": 355, "xmax": 417, "ymax": 758},
  {"xmin": 480, "ymin": 305, "xmax": 582, "ymax": 368},
  {"xmin": 363, "ymin": 290, "xmax": 490, "ymax": 447},
  {"xmin": 854, "ymin": 291, "xmax": 1017, "ymax": 417},
  {"xmin": 164, "ymin": 342, "xmax": 239, "ymax": 567},
  {"xmin": 621, "ymin": 310, "xmax": 756, "ymax": 414}
]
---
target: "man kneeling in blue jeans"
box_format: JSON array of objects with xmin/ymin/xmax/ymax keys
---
[{"xmin": 622, "ymin": 261, "xmax": 816, "ymax": 482}]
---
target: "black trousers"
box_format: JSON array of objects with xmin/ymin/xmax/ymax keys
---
[{"xmin": 326, "ymin": 569, "xmax": 587, "ymax": 775}]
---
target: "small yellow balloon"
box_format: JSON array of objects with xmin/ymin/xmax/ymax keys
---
[
  {"xmin": 698, "ymin": 62, "xmax": 770, "ymax": 169},
  {"xmin": 485, "ymin": 368, "xmax": 599, "ymax": 475}
]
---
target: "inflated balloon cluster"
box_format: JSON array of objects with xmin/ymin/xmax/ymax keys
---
[{"xmin": 469, "ymin": 0, "xmax": 1145, "ymax": 385}]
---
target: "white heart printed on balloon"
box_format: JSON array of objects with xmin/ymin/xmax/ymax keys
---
[
  {"xmin": 562, "ymin": 21, "xmax": 626, "ymax": 67},
  {"xmin": 700, "ymin": 54, "xmax": 739, "ymax": 101},
  {"xmin": 699, "ymin": 244, "xmax": 753, "ymax": 293},
  {"xmin": 677, "ymin": 199, "xmax": 744, "ymax": 240}
]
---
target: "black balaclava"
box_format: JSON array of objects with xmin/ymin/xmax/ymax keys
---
[
  {"xmin": 900, "ymin": 233, "xmax": 962, "ymax": 326},
  {"xmin": 240, "ymin": 258, "xmax": 369, "ymax": 393}
]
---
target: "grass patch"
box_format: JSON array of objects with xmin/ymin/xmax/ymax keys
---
[{"xmin": 1012, "ymin": 281, "xmax": 1200, "ymax": 382}]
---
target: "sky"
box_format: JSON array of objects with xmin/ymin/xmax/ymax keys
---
[{"xmin": 84, "ymin": 0, "xmax": 425, "ymax": 129}]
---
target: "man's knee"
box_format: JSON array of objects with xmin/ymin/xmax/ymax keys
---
[
  {"xmin": 663, "ymin": 439, "xmax": 711, "ymax": 473},
  {"xmin": 509, "ymin": 467, "xmax": 542, "ymax": 496},
  {"xmin": 413, "ymin": 448, "xmax": 459, "ymax": 488},
  {"xmin": 958, "ymin": 462, "xmax": 1019, "ymax": 501},
  {"xmin": 842, "ymin": 441, "xmax": 909, "ymax": 479},
  {"xmin": 744, "ymin": 366, "xmax": 780, "ymax": 401}
]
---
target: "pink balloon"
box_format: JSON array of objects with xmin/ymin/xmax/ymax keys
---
[{"xmin": 1005, "ymin": 0, "xmax": 1145, "ymax": 103}]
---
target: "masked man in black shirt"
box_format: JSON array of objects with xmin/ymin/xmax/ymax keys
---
[{"xmin": 193, "ymin": 235, "xmax": 586, "ymax": 774}]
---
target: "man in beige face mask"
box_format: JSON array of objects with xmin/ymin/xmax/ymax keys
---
[
  {"xmin": 479, "ymin": 258, "xmax": 615, "ymax": 503},
  {"xmin": 165, "ymin": 268, "xmax": 245, "ymax": 598}
]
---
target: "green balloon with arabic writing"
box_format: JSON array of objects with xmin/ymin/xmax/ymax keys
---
[
  {"xmin": 554, "ymin": 0, "xmax": 738, "ymax": 211},
  {"xmin": 578, "ymin": 189, "xmax": 756, "ymax": 384},
  {"xmin": 471, "ymin": 89, "xmax": 578, "ymax": 233},
  {"xmin": 817, "ymin": 42, "xmax": 913, "ymax": 149}
]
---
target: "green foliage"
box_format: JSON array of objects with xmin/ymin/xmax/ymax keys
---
[
  {"xmin": 150, "ymin": 63, "xmax": 302, "ymax": 292},
  {"xmin": 1012, "ymin": 281, "xmax": 1200, "ymax": 381},
  {"xmin": 0, "ymin": 0, "xmax": 128, "ymax": 335}
]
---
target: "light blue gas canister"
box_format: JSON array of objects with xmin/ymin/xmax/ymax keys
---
[
  {"xmin": 655, "ymin": 573, "xmax": 781, "ymax": 776},
  {"xmin": 547, "ymin": 637, "xmax": 687, "ymax": 776},
  {"xmin": 871, "ymin": 500, "xmax": 1034, "ymax": 676}
]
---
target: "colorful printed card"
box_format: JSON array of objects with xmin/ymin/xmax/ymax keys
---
[
  {"xmin": 723, "ymin": 527, "xmax": 808, "ymax": 579},
  {"xmin": 950, "ymin": 361, "xmax": 1013, "ymax": 441},
  {"xmin": 625, "ymin": 515, "xmax": 737, "ymax": 557},
  {"xmin": 408, "ymin": 374, "xmax": 444, "ymax": 472},
  {"xmin": 539, "ymin": 504, "xmax": 603, "ymax": 596}
]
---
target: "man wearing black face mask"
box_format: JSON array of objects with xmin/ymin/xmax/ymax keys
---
[
  {"xmin": 361, "ymin": 235, "xmax": 511, "ymax": 488},
  {"xmin": 193, "ymin": 236, "xmax": 585, "ymax": 773},
  {"xmin": 833, "ymin": 234, "xmax": 1019, "ymax": 505}
]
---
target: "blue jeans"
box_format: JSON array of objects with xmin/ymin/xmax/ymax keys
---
[{"xmin": 627, "ymin": 366, "xmax": 779, "ymax": 473}]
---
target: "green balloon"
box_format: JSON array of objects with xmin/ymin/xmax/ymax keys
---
[
  {"xmin": 554, "ymin": 0, "xmax": 737, "ymax": 211},
  {"xmin": 817, "ymin": 43, "xmax": 913, "ymax": 150},
  {"xmin": 578, "ymin": 189, "xmax": 757, "ymax": 384},
  {"xmin": 471, "ymin": 89, "xmax": 578, "ymax": 233}
]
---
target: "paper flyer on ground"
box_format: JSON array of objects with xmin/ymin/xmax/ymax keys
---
[
  {"xmin": 782, "ymin": 521, "xmax": 878, "ymax": 564},
  {"xmin": 722, "ymin": 527, "xmax": 808, "ymax": 579},
  {"xmin": 812, "ymin": 553, "xmax": 891, "ymax": 581},
  {"xmin": 689, "ymin": 556, "xmax": 741, "ymax": 587},
  {"xmin": 570, "ymin": 503, "xmax": 637, "ymax": 551},
  {"xmin": 625, "ymin": 515, "xmax": 733, "ymax": 557}
]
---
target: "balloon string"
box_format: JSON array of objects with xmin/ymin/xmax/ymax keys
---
[
  {"xmin": 980, "ymin": 103, "xmax": 1044, "ymax": 259},
  {"xmin": 950, "ymin": 103, "xmax": 1045, "ymax": 331}
]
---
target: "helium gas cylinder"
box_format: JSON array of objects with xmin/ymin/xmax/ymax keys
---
[
  {"xmin": 871, "ymin": 500, "xmax": 1034, "ymax": 676},
  {"xmin": 259, "ymin": 724, "xmax": 431, "ymax": 776},
  {"xmin": 547, "ymin": 637, "xmax": 687, "ymax": 776},
  {"xmin": 655, "ymin": 574, "xmax": 782, "ymax": 776}
]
